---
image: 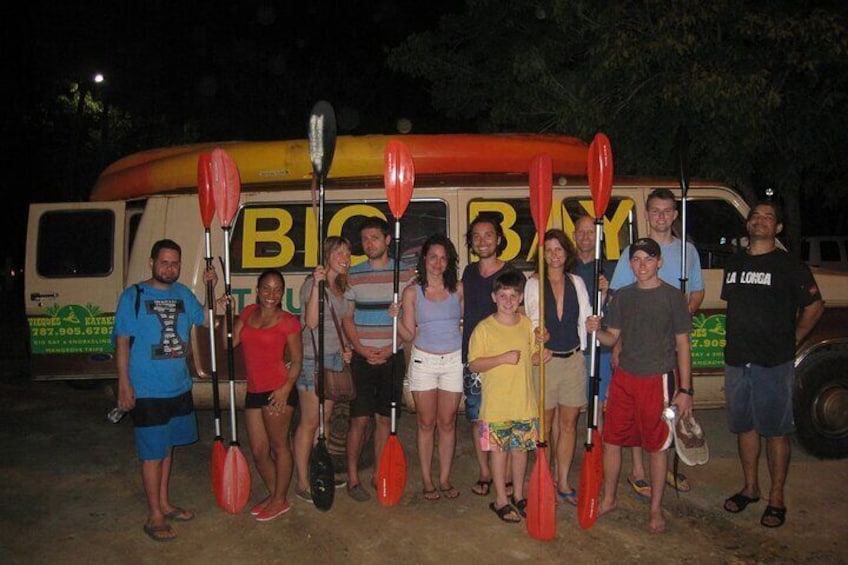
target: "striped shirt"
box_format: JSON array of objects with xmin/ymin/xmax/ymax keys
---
[{"xmin": 348, "ymin": 258, "xmax": 413, "ymax": 348}]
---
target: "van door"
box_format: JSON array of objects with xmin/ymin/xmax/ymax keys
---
[{"xmin": 25, "ymin": 202, "xmax": 127, "ymax": 380}]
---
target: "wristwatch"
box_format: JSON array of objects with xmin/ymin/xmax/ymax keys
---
[{"xmin": 677, "ymin": 387, "xmax": 694, "ymax": 396}]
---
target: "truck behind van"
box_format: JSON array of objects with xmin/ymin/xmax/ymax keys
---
[{"xmin": 25, "ymin": 134, "xmax": 848, "ymax": 459}]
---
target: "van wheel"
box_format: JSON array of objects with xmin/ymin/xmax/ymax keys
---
[{"xmin": 795, "ymin": 351, "xmax": 848, "ymax": 459}]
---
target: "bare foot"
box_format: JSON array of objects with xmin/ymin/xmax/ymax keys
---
[
  {"xmin": 598, "ymin": 497, "xmax": 617, "ymax": 517},
  {"xmin": 648, "ymin": 508, "xmax": 666, "ymax": 533}
]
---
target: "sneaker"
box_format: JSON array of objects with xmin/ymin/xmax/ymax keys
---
[
  {"xmin": 295, "ymin": 488, "xmax": 313, "ymax": 504},
  {"xmin": 347, "ymin": 484, "xmax": 371, "ymax": 502},
  {"xmin": 334, "ymin": 477, "xmax": 348, "ymax": 489},
  {"xmin": 255, "ymin": 501, "xmax": 291, "ymax": 522}
]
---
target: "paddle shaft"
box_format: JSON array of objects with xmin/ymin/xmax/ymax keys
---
[
  {"xmin": 677, "ymin": 127, "xmax": 690, "ymax": 294},
  {"xmin": 586, "ymin": 218, "xmax": 604, "ymax": 446},
  {"xmin": 390, "ymin": 219, "xmax": 401, "ymax": 434},
  {"xmin": 203, "ymin": 229, "xmax": 222, "ymax": 438},
  {"xmin": 221, "ymin": 232, "xmax": 238, "ymax": 444},
  {"xmin": 537, "ymin": 233, "xmax": 546, "ymax": 443},
  {"xmin": 317, "ymin": 175, "xmax": 327, "ymax": 440}
]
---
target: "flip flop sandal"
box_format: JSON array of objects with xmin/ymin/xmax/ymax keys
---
[
  {"xmin": 439, "ymin": 484, "xmax": 460, "ymax": 499},
  {"xmin": 489, "ymin": 501, "xmax": 521, "ymax": 523},
  {"xmin": 760, "ymin": 505, "xmax": 786, "ymax": 528},
  {"xmin": 627, "ymin": 476, "xmax": 651, "ymax": 498},
  {"xmin": 472, "ymin": 479, "xmax": 492, "ymax": 496},
  {"xmin": 723, "ymin": 492, "xmax": 761, "ymax": 513},
  {"xmin": 423, "ymin": 488, "xmax": 441, "ymax": 501},
  {"xmin": 164, "ymin": 507, "xmax": 194, "ymax": 522},
  {"xmin": 557, "ymin": 488, "xmax": 578, "ymax": 506},
  {"xmin": 143, "ymin": 523, "xmax": 175, "ymax": 542}
]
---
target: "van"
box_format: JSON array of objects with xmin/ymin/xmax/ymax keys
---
[
  {"xmin": 25, "ymin": 134, "xmax": 848, "ymax": 459},
  {"xmin": 802, "ymin": 236, "xmax": 848, "ymax": 272}
]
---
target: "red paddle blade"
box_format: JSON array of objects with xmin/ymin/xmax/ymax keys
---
[
  {"xmin": 578, "ymin": 433, "xmax": 604, "ymax": 529},
  {"xmin": 211, "ymin": 439, "xmax": 226, "ymax": 495},
  {"xmin": 383, "ymin": 140, "xmax": 415, "ymax": 219},
  {"xmin": 219, "ymin": 446, "xmax": 251, "ymax": 514},
  {"xmin": 209, "ymin": 147, "xmax": 241, "ymax": 228},
  {"xmin": 197, "ymin": 152, "xmax": 216, "ymax": 228},
  {"xmin": 526, "ymin": 447, "xmax": 557, "ymax": 541},
  {"xmin": 376, "ymin": 436, "xmax": 407, "ymax": 507},
  {"xmin": 587, "ymin": 133, "xmax": 614, "ymax": 219},
  {"xmin": 529, "ymin": 153, "xmax": 553, "ymax": 235}
]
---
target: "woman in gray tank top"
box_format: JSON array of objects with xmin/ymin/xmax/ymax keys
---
[{"xmin": 398, "ymin": 234, "xmax": 464, "ymax": 500}]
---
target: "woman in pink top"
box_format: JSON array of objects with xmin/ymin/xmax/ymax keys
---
[{"xmin": 232, "ymin": 270, "xmax": 302, "ymax": 522}]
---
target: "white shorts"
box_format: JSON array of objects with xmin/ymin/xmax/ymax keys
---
[{"xmin": 408, "ymin": 347, "xmax": 463, "ymax": 393}]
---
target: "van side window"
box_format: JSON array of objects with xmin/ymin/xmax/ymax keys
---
[
  {"xmin": 564, "ymin": 197, "xmax": 636, "ymax": 261},
  {"xmin": 675, "ymin": 199, "xmax": 747, "ymax": 269},
  {"xmin": 36, "ymin": 210, "xmax": 115, "ymax": 277},
  {"xmin": 230, "ymin": 200, "xmax": 448, "ymax": 273}
]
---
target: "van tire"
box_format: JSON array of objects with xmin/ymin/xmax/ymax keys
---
[{"xmin": 794, "ymin": 351, "xmax": 848, "ymax": 459}]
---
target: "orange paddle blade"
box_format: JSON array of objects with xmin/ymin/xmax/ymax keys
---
[
  {"xmin": 587, "ymin": 133, "xmax": 614, "ymax": 219},
  {"xmin": 219, "ymin": 446, "xmax": 251, "ymax": 514},
  {"xmin": 211, "ymin": 439, "xmax": 226, "ymax": 494},
  {"xmin": 383, "ymin": 140, "xmax": 415, "ymax": 219},
  {"xmin": 529, "ymin": 153, "xmax": 553, "ymax": 234},
  {"xmin": 197, "ymin": 152, "xmax": 216, "ymax": 228},
  {"xmin": 376, "ymin": 436, "xmax": 407, "ymax": 507},
  {"xmin": 526, "ymin": 446, "xmax": 557, "ymax": 541},
  {"xmin": 577, "ymin": 433, "xmax": 604, "ymax": 529},
  {"xmin": 209, "ymin": 147, "xmax": 241, "ymax": 228}
]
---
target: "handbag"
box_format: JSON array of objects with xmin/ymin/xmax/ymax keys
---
[{"xmin": 310, "ymin": 295, "xmax": 356, "ymax": 403}]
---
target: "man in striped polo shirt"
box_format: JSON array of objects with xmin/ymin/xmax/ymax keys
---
[{"xmin": 342, "ymin": 216, "xmax": 412, "ymax": 501}]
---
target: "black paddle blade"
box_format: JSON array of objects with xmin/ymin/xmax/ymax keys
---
[
  {"xmin": 309, "ymin": 439, "xmax": 335, "ymax": 511},
  {"xmin": 308, "ymin": 101, "xmax": 337, "ymax": 180},
  {"xmin": 676, "ymin": 124, "xmax": 690, "ymax": 197}
]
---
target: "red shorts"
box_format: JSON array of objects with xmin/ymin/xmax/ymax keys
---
[{"xmin": 604, "ymin": 367, "xmax": 673, "ymax": 452}]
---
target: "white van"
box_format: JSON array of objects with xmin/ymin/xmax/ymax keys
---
[
  {"xmin": 25, "ymin": 134, "xmax": 848, "ymax": 459},
  {"xmin": 802, "ymin": 236, "xmax": 848, "ymax": 272}
]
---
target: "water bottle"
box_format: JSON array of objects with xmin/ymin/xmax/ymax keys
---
[
  {"xmin": 663, "ymin": 405, "xmax": 679, "ymax": 423},
  {"xmin": 106, "ymin": 406, "xmax": 126, "ymax": 424}
]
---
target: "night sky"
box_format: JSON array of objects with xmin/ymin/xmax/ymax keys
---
[{"xmin": 6, "ymin": 1, "xmax": 467, "ymax": 265}]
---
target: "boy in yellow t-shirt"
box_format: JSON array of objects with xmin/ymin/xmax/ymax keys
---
[{"xmin": 468, "ymin": 270, "xmax": 546, "ymax": 524}]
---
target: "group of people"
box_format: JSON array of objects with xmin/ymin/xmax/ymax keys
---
[{"xmin": 114, "ymin": 189, "xmax": 822, "ymax": 541}]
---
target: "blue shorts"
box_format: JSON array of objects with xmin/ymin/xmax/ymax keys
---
[
  {"xmin": 725, "ymin": 361, "xmax": 795, "ymax": 437},
  {"xmin": 297, "ymin": 354, "xmax": 344, "ymax": 392},
  {"xmin": 585, "ymin": 351, "xmax": 612, "ymax": 404},
  {"xmin": 131, "ymin": 391, "xmax": 198, "ymax": 461},
  {"xmin": 462, "ymin": 366, "xmax": 482, "ymax": 422}
]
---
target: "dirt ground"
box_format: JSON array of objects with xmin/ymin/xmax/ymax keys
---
[{"xmin": 0, "ymin": 377, "xmax": 845, "ymax": 565}]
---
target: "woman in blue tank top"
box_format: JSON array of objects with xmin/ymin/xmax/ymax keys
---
[{"xmin": 398, "ymin": 234, "xmax": 464, "ymax": 500}]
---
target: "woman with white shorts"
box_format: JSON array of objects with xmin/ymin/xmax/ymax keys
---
[{"xmin": 398, "ymin": 233, "xmax": 464, "ymax": 500}]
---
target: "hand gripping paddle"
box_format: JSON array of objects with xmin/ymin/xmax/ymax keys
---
[
  {"xmin": 307, "ymin": 100, "xmax": 338, "ymax": 512},
  {"xmin": 209, "ymin": 147, "xmax": 251, "ymax": 514},
  {"xmin": 376, "ymin": 140, "xmax": 414, "ymax": 507},
  {"xmin": 197, "ymin": 153, "xmax": 226, "ymax": 500},
  {"xmin": 526, "ymin": 153, "xmax": 557, "ymax": 541},
  {"xmin": 578, "ymin": 133, "xmax": 614, "ymax": 529}
]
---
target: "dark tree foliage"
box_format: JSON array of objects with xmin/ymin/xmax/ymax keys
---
[{"xmin": 389, "ymin": 0, "xmax": 848, "ymax": 242}]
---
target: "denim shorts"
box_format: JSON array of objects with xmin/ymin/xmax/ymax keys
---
[
  {"xmin": 463, "ymin": 366, "xmax": 482, "ymax": 422},
  {"xmin": 296, "ymin": 354, "xmax": 343, "ymax": 392},
  {"xmin": 725, "ymin": 361, "xmax": 795, "ymax": 437}
]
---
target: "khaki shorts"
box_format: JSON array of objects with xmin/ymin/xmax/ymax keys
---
[{"xmin": 533, "ymin": 349, "xmax": 587, "ymax": 410}]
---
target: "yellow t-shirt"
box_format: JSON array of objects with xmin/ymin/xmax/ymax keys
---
[{"xmin": 468, "ymin": 314, "xmax": 537, "ymax": 423}]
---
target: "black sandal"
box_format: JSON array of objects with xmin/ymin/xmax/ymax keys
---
[
  {"xmin": 489, "ymin": 501, "xmax": 521, "ymax": 523},
  {"xmin": 472, "ymin": 479, "xmax": 492, "ymax": 496},
  {"xmin": 760, "ymin": 505, "xmax": 786, "ymax": 528},
  {"xmin": 723, "ymin": 492, "xmax": 761, "ymax": 513},
  {"xmin": 510, "ymin": 495, "xmax": 527, "ymax": 518}
]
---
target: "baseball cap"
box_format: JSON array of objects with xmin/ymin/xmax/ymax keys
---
[
  {"xmin": 629, "ymin": 237, "xmax": 661, "ymax": 258},
  {"xmin": 673, "ymin": 413, "xmax": 710, "ymax": 466}
]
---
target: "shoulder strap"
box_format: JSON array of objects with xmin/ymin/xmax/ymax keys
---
[
  {"xmin": 134, "ymin": 284, "xmax": 143, "ymax": 318},
  {"xmin": 325, "ymin": 294, "xmax": 346, "ymax": 345}
]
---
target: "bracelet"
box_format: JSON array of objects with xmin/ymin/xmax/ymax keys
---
[{"xmin": 677, "ymin": 387, "xmax": 694, "ymax": 396}]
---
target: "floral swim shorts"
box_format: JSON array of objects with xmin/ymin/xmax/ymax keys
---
[{"xmin": 479, "ymin": 418, "xmax": 539, "ymax": 452}]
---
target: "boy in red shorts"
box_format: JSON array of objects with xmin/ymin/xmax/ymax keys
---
[{"xmin": 586, "ymin": 238, "xmax": 693, "ymax": 533}]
